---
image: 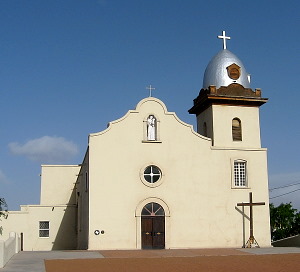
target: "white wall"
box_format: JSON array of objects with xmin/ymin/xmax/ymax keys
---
[
  {"xmin": 1, "ymin": 205, "xmax": 77, "ymax": 251},
  {"xmin": 86, "ymin": 98, "xmax": 271, "ymax": 250},
  {"xmin": 1, "ymin": 97, "xmax": 271, "ymax": 251},
  {"xmin": 40, "ymin": 165, "xmax": 80, "ymax": 205},
  {"xmin": 0, "ymin": 232, "xmax": 20, "ymax": 268},
  {"xmin": 212, "ymin": 105, "xmax": 262, "ymax": 148}
]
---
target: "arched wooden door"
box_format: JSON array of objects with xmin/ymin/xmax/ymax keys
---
[{"xmin": 141, "ymin": 202, "xmax": 165, "ymax": 249}]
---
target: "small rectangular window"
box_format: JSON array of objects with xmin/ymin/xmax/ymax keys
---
[
  {"xmin": 85, "ymin": 172, "xmax": 89, "ymax": 192},
  {"xmin": 234, "ymin": 161, "xmax": 247, "ymax": 187},
  {"xmin": 39, "ymin": 221, "xmax": 50, "ymax": 238}
]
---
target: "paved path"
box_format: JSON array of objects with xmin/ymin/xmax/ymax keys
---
[
  {"xmin": 0, "ymin": 251, "xmax": 103, "ymax": 272},
  {"xmin": 1, "ymin": 248, "xmax": 300, "ymax": 272}
]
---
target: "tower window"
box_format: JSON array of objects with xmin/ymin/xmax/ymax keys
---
[
  {"xmin": 234, "ymin": 160, "xmax": 247, "ymax": 187},
  {"xmin": 232, "ymin": 118, "xmax": 242, "ymax": 141}
]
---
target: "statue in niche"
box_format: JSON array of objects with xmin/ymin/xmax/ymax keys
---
[{"xmin": 147, "ymin": 115, "xmax": 156, "ymax": 141}]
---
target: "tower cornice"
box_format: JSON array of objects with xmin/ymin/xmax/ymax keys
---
[{"xmin": 188, "ymin": 84, "xmax": 268, "ymax": 115}]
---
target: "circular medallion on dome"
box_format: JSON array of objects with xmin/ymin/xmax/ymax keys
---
[{"xmin": 227, "ymin": 63, "xmax": 241, "ymax": 80}]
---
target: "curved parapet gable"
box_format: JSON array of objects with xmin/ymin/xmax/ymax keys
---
[
  {"xmin": 89, "ymin": 97, "xmax": 211, "ymax": 142},
  {"xmin": 89, "ymin": 108, "xmax": 139, "ymax": 138},
  {"xmin": 135, "ymin": 97, "xmax": 168, "ymax": 113}
]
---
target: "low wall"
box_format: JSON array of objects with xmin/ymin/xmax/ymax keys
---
[
  {"xmin": 0, "ymin": 232, "xmax": 20, "ymax": 268},
  {"xmin": 272, "ymin": 234, "xmax": 300, "ymax": 247}
]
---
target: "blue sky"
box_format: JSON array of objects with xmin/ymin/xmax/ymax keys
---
[{"xmin": 0, "ymin": 0, "xmax": 299, "ymax": 210}]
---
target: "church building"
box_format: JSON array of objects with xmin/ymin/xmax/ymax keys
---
[{"xmin": 1, "ymin": 32, "xmax": 271, "ymax": 250}]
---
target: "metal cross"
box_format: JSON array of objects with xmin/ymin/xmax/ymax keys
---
[
  {"xmin": 146, "ymin": 84, "xmax": 155, "ymax": 97},
  {"xmin": 218, "ymin": 30, "xmax": 231, "ymax": 50},
  {"xmin": 237, "ymin": 192, "xmax": 265, "ymax": 248}
]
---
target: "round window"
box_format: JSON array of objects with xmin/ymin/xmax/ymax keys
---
[{"xmin": 143, "ymin": 165, "xmax": 161, "ymax": 184}]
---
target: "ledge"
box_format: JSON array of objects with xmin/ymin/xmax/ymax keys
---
[
  {"xmin": 142, "ymin": 140, "xmax": 162, "ymax": 143},
  {"xmin": 211, "ymin": 146, "xmax": 267, "ymax": 151}
]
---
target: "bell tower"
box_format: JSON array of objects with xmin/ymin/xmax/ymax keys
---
[{"xmin": 189, "ymin": 31, "xmax": 268, "ymax": 148}]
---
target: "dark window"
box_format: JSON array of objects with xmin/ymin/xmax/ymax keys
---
[
  {"xmin": 143, "ymin": 165, "xmax": 161, "ymax": 183},
  {"xmin": 85, "ymin": 172, "xmax": 88, "ymax": 192},
  {"xmin": 39, "ymin": 221, "xmax": 50, "ymax": 237},
  {"xmin": 203, "ymin": 122, "xmax": 208, "ymax": 137}
]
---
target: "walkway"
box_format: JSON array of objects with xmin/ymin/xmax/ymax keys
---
[
  {"xmin": 0, "ymin": 251, "xmax": 103, "ymax": 272},
  {"xmin": 1, "ymin": 248, "xmax": 300, "ymax": 272}
]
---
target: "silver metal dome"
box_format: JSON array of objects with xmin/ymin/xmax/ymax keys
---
[{"xmin": 203, "ymin": 49, "xmax": 250, "ymax": 89}]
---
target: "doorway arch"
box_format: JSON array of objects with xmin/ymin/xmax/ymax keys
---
[
  {"xmin": 141, "ymin": 202, "xmax": 165, "ymax": 249},
  {"xmin": 135, "ymin": 198, "xmax": 170, "ymax": 249}
]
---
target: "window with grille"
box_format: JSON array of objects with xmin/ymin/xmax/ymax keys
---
[
  {"xmin": 143, "ymin": 165, "xmax": 161, "ymax": 184},
  {"xmin": 234, "ymin": 161, "xmax": 247, "ymax": 187},
  {"xmin": 39, "ymin": 221, "xmax": 50, "ymax": 238},
  {"xmin": 232, "ymin": 118, "xmax": 242, "ymax": 141}
]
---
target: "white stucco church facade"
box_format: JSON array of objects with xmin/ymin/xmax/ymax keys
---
[{"xmin": 1, "ymin": 32, "xmax": 272, "ymax": 251}]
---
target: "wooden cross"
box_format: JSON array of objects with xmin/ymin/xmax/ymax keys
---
[
  {"xmin": 146, "ymin": 84, "xmax": 155, "ymax": 97},
  {"xmin": 218, "ymin": 30, "xmax": 231, "ymax": 50},
  {"xmin": 237, "ymin": 192, "xmax": 265, "ymax": 248}
]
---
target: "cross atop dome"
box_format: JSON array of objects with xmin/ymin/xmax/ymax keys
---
[{"xmin": 218, "ymin": 30, "xmax": 231, "ymax": 50}]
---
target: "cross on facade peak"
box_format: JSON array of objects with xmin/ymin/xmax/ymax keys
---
[
  {"xmin": 146, "ymin": 84, "xmax": 155, "ymax": 97},
  {"xmin": 218, "ymin": 30, "xmax": 231, "ymax": 50}
]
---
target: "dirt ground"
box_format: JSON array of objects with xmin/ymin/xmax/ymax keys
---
[{"xmin": 45, "ymin": 250, "xmax": 300, "ymax": 272}]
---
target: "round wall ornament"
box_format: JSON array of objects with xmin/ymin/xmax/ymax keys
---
[{"xmin": 226, "ymin": 63, "xmax": 241, "ymax": 80}]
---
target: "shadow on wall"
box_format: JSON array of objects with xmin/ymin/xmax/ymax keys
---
[{"xmin": 52, "ymin": 187, "xmax": 77, "ymax": 250}]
